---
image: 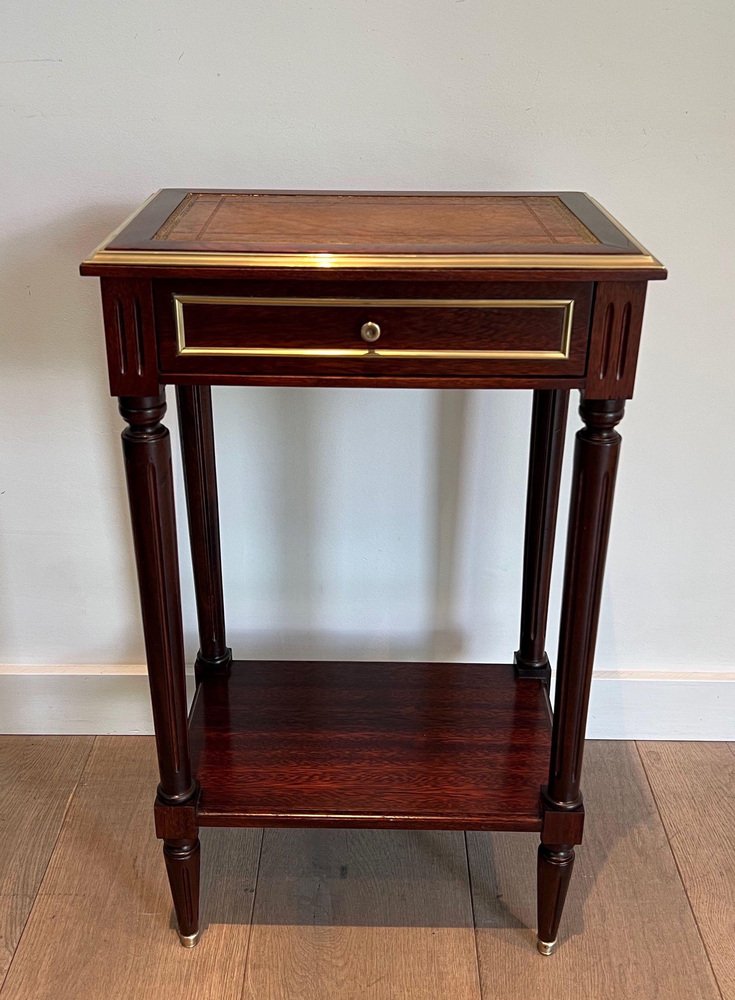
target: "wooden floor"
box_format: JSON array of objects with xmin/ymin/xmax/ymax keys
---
[{"xmin": 0, "ymin": 738, "xmax": 732, "ymax": 999}]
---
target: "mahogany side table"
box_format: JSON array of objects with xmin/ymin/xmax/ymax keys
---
[{"xmin": 81, "ymin": 190, "xmax": 666, "ymax": 953}]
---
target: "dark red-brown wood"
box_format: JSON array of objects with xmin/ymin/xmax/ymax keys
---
[
  {"xmin": 84, "ymin": 190, "xmax": 665, "ymax": 953},
  {"xmin": 154, "ymin": 278, "xmax": 592, "ymax": 383},
  {"xmin": 537, "ymin": 843, "xmax": 575, "ymax": 951},
  {"xmin": 176, "ymin": 297, "xmax": 572, "ymax": 355},
  {"xmin": 175, "ymin": 385, "xmax": 231, "ymax": 681},
  {"xmin": 100, "ymin": 278, "xmax": 160, "ymax": 396},
  {"xmin": 585, "ymin": 281, "xmax": 648, "ymax": 399},
  {"xmin": 163, "ymin": 837, "xmax": 200, "ymax": 941},
  {"xmin": 547, "ymin": 398, "xmax": 625, "ymax": 808},
  {"xmin": 81, "ymin": 189, "xmax": 667, "ymax": 282},
  {"xmin": 515, "ymin": 389, "xmax": 569, "ymax": 679},
  {"xmin": 119, "ymin": 392, "xmax": 199, "ymax": 943},
  {"xmin": 188, "ymin": 661, "xmax": 551, "ymax": 831},
  {"xmin": 119, "ymin": 393, "xmax": 193, "ymax": 804}
]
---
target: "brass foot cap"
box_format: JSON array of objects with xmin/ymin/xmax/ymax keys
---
[
  {"xmin": 178, "ymin": 930, "xmax": 201, "ymax": 948},
  {"xmin": 537, "ymin": 938, "xmax": 557, "ymax": 956}
]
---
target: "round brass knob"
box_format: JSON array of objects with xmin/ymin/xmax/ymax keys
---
[{"xmin": 360, "ymin": 320, "xmax": 381, "ymax": 343}]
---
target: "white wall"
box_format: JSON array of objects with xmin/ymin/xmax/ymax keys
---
[{"xmin": 1, "ymin": 0, "xmax": 733, "ymax": 735}]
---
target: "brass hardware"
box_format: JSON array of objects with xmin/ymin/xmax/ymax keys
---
[
  {"xmin": 82, "ymin": 191, "xmax": 664, "ymax": 274},
  {"xmin": 86, "ymin": 248, "xmax": 664, "ymax": 272},
  {"xmin": 173, "ymin": 295, "xmax": 575, "ymax": 361},
  {"xmin": 583, "ymin": 193, "xmax": 658, "ymax": 258},
  {"xmin": 178, "ymin": 930, "xmax": 201, "ymax": 948},
  {"xmin": 537, "ymin": 938, "xmax": 558, "ymax": 956},
  {"xmin": 82, "ymin": 190, "xmax": 162, "ymax": 261},
  {"xmin": 360, "ymin": 321, "xmax": 381, "ymax": 343}
]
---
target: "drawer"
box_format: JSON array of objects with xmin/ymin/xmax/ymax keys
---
[{"xmin": 156, "ymin": 282, "xmax": 593, "ymax": 382}]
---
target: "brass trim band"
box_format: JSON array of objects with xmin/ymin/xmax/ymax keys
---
[
  {"xmin": 88, "ymin": 248, "xmax": 663, "ymax": 271},
  {"xmin": 174, "ymin": 295, "xmax": 575, "ymax": 361}
]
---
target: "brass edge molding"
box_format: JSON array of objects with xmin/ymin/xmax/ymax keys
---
[
  {"xmin": 174, "ymin": 295, "xmax": 574, "ymax": 361},
  {"xmin": 583, "ymin": 193, "xmax": 665, "ymax": 267},
  {"xmin": 85, "ymin": 249, "xmax": 664, "ymax": 271},
  {"xmin": 84, "ymin": 191, "xmax": 162, "ymax": 260}
]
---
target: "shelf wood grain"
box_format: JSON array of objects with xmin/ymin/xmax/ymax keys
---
[{"xmin": 188, "ymin": 661, "xmax": 551, "ymax": 831}]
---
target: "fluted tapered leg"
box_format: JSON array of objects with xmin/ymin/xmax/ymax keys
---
[
  {"xmin": 163, "ymin": 838, "xmax": 201, "ymax": 946},
  {"xmin": 515, "ymin": 389, "xmax": 569, "ymax": 680},
  {"xmin": 119, "ymin": 391, "xmax": 200, "ymax": 945},
  {"xmin": 538, "ymin": 397, "xmax": 625, "ymax": 953},
  {"xmin": 537, "ymin": 844, "xmax": 575, "ymax": 954},
  {"xmin": 176, "ymin": 385, "xmax": 231, "ymax": 683}
]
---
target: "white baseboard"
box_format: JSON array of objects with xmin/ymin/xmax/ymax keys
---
[
  {"xmin": 0, "ymin": 665, "xmax": 732, "ymax": 739},
  {"xmin": 587, "ymin": 670, "xmax": 735, "ymax": 740}
]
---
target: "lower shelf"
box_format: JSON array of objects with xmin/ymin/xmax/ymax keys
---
[{"xmin": 188, "ymin": 660, "xmax": 551, "ymax": 831}]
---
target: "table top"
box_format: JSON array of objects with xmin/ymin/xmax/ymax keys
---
[{"xmin": 81, "ymin": 190, "xmax": 665, "ymax": 279}]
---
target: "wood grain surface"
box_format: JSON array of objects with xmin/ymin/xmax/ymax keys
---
[
  {"xmin": 0, "ymin": 737, "xmax": 93, "ymax": 986},
  {"xmin": 467, "ymin": 741, "xmax": 722, "ymax": 999},
  {"xmin": 0, "ymin": 738, "xmax": 262, "ymax": 1000},
  {"xmin": 242, "ymin": 827, "xmax": 482, "ymax": 1000},
  {"xmin": 639, "ymin": 742, "xmax": 735, "ymax": 1000},
  {"xmin": 188, "ymin": 661, "xmax": 551, "ymax": 830}
]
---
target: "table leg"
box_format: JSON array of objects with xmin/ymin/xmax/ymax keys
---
[
  {"xmin": 537, "ymin": 397, "xmax": 625, "ymax": 954},
  {"xmin": 537, "ymin": 844, "xmax": 574, "ymax": 955},
  {"xmin": 515, "ymin": 389, "xmax": 569, "ymax": 681},
  {"xmin": 176, "ymin": 385, "xmax": 232, "ymax": 682},
  {"xmin": 163, "ymin": 839, "xmax": 201, "ymax": 947},
  {"xmin": 119, "ymin": 391, "xmax": 201, "ymax": 947}
]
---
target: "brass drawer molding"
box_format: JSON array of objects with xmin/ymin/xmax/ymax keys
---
[{"xmin": 173, "ymin": 295, "xmax": 575, "ymax": 361}]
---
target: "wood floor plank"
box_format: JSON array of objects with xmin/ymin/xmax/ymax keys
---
[
  {"xmin": 242, "ymin": 828, "xmax": 482, "ymax": 1000},
  {"xmin": 0, "ymin": 737, "xmax": 262, "ymax": 1000},
  {"xmin": 467, "ymin": 741, "xmax": 721, "ymax": 1000},
  {"xmin": 639, "ymin": 741, "xmax": 735, "ymax": 1000},
  {"xmin": 0, "ymin": 736, "xmax": 94, "ymax": 985}
]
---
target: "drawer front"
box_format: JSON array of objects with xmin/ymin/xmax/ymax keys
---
[{"xmin": 156, "ymin": 282, "xmax": 592, "ymax": 381}]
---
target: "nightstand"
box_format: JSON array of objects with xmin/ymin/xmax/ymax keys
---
[{"xmin": 81, "ymin": 189, "xmax": 666, "ymax": 952}]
